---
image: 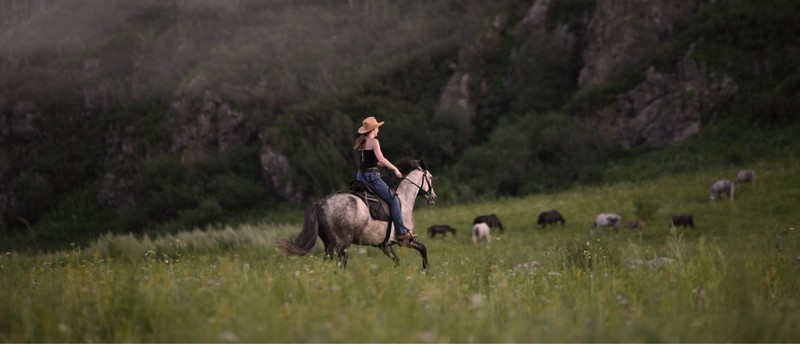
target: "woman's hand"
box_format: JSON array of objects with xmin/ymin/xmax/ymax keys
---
[{"xmin": 394, "ymin": 169, "xmax": 402, "ymax": 178}]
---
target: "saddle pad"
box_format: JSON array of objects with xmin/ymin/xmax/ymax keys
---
[{"xmin": 349, "ymin": 180, "xmax": 391, "ymax": 222}]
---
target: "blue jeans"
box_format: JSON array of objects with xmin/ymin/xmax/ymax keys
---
[{"xmin": 357, "ymin": 170, "xmax": 408, "ymax": 235}]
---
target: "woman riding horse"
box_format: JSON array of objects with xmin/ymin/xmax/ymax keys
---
[
  {"xmin": 274, "ymin": 157, "xmax": 435, "ymax": 270},
  {"xmin": 353, "ymin": 116, "xmax": 414, "ymax": 245}
]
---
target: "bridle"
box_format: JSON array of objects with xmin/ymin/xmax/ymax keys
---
[{"xmin": 400, "ymin": 167, "xmax": 434, "ymax": 199}]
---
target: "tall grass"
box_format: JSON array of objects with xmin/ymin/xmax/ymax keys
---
[{"xmin": 1, "ymin": 158, "xmax": 798, "ymax": 342}]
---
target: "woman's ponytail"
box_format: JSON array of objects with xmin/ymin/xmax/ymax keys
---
[{"xmin": 353, "ymin": 135, "xmax": 366, "ymax": 149}]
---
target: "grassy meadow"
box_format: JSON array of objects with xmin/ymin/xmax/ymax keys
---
[{"xmin": 1, "ymin": 157, "xmax": 799, "ymax": 342}]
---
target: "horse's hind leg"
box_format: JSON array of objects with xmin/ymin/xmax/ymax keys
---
[
  {"xmin": 323, "ymin": 244, "xmax": 335, "ymax": 262},
  {"xmin": 408, "ymin": 241, "xmax": 428, "ymax": 271},
  {"xmin": 318, "ymin": 227, "xmax": 335, "ymax": 261},
  {"xmin": 380, "ymin": 244, "xmax": 400, "ymax": 267}
]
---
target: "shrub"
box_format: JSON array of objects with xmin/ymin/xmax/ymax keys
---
[
  {"xmin": 177, "ymin": 198, "xmax": 224, "ymax": 230},
  {"xmin": 455, "ymin": 112, "xmax": 612, "ymax": 197}
]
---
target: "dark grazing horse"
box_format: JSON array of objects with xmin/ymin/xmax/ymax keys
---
[
  {"xmin": 428, "ymin": 225, "xmax": 456, "ymax": 238},
  {"xmin": 537, "ymin": 210, "xmax": 566, "ymax": 228},
  {"xmin": 275, "ymin": 159, "xmax": 436, "ymax": 270},
  {"xmin": 473, "ymin": 214, "xmax": 505, "ymax": 233},
  {"xmin": 670, "ymin": 215, "xmax": 695, "ymax": 229}
]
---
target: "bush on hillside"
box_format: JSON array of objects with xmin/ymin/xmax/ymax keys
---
[
  {"xmin": 456, "ymin": 112, "xmax": 612, "ymax": 196},
  {"xmin": 116, "ymin": 147, "xmax": 273, "ymax": 233}
]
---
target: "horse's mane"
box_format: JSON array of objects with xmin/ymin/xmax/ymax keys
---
[
  {"xmin": 385, "ymin": 157, "xmax": 424, "ymax": 189},
  {"xmin": 394, "ymin": 157, "xmax": 421, "ymax": 176}
]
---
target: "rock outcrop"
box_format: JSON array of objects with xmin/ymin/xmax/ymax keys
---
[
  {"xmin": 585, "ymin": 46, "xmax": 737, "ymax": 149},
  {"xmin": 435, "ymin": 12, "xmax": 512, "ymax": 134},
  {"xmin": 437, "ymin": 0, "xmax": 734, "ymax": 150},
  {"xmin": 258, "ymin": 144, "xmax": 302, "ymax": 203},
  {"xmin": 571, "ymin": 0, "xmax": 740, "ymax": 149},
  {"xmin": 578, "ymin": 0, "xmax": 705, "ymax": 89},
  {"xmin": 167, "ymin": 91, "xmax": 252, "ymax": 165}
]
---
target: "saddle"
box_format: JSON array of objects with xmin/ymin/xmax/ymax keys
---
[{"xmin": 349, "ymin": 180, "xmax": 392, "ymax": 222}]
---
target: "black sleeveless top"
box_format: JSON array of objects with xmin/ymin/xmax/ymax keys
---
[{"xmin": 359, "ymin": 149, "xmax": 378, "ymax": 170}]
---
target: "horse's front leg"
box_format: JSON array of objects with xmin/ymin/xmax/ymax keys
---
[
  {"xmin": 407, "ymin": 240, "xmax": 428, "ymax": 271},
  {"xmin": 336, "ymin": 246, "xmax": 349, "ymax": 269},
  {"xmin": 380, "ymin": 244, "xmax": 399, "ymax": 267}
]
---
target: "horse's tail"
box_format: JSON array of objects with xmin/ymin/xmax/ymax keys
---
[{"xmin": 274, "ymin": 203, "xmax": 322, "ymax": 256}]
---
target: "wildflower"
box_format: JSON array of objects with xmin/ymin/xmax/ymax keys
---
[
  {"xmin": 58, "ymin": 323, "xmax": 70, "ymax": 333},
  {"xmin": 469, "ymin": 293, "xmax": 486, "ymax": 307},
  {"xmin": 218, "ymin": 331, "xmax": 238, "ymax": 342}
]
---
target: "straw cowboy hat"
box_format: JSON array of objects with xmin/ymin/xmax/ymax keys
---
[{"xmin": 357, "ymin": 116, "xmax": 385, "ymax": 134}]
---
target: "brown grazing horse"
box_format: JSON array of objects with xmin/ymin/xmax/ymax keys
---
[{"xmin": 428, "ymin": 225, "xmax": 456, "ymax": 238}]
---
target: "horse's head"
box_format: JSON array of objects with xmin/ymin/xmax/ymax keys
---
[
  {"xmin": 395, "ymin": 158, "xmax": 437, "ymax": 205},
  {"xmin": 418, "ymin": 160, "xmax": 437, "ymax": 205}
]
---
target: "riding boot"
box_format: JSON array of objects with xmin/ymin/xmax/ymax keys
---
[
  {"xmin": 395, "ymin": 232, "xmax": 413, "ymax": 245},
  {"xmin": 402, "ymin": 228, "xmax": 418, "ymax": 240}
]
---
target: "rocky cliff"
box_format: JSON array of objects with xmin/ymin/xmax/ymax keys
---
[
  {"xmin": 576, "ymin": 0, "xmax": 737, "ymax": 149},
  {"xmin": 437, "ymin": 0, "xmax": 737, "ymax": 150}
]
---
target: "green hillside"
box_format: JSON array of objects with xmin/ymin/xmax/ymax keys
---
[{"xmin": 1, "ymin": 137, "xmax": 797, "ymax": 341}]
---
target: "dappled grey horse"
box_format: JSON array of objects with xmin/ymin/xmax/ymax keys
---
[
  {"xmin": 275, "ymin": 160, "xmax": 436, "ymax": 270},
  {"xmin": 708, "ymin": 180, "xmax": 735, "ymax": 201}
]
